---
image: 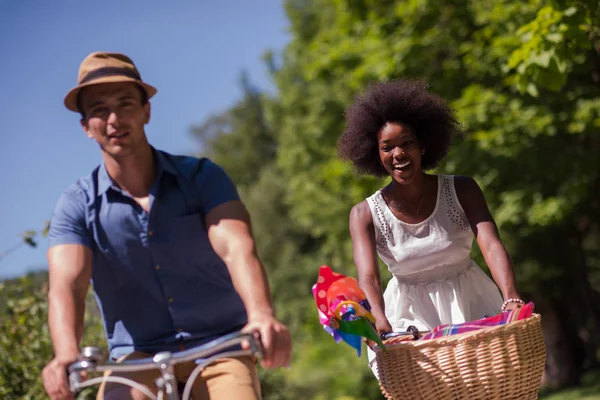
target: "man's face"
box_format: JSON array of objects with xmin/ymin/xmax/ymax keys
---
[{"xmin": 79, "ymin": 82, "xmax": 151, "ymax": 158}]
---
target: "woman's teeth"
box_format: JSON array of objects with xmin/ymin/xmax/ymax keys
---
[{"xmin": 394, "ymin": 161, "xmax": 411, "ymax": 169}]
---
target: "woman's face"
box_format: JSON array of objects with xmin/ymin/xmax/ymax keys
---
[{"xmin": 377, "ymin": 122, "xmax": 423, "ymax": 184}]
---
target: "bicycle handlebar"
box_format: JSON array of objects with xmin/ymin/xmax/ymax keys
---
[
  {"xmin": 68, "ymin": 330, "xmax": 262, "ymax": 398},
  {"xmin": 380, "ymin": 325, "xmax": 426, "ymax": 341}
]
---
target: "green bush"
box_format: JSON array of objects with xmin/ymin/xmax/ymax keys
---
[{"xmin": 0, "ymin": 272, "xmax": 105, "ymax": 399}]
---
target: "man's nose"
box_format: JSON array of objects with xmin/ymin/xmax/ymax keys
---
[{"xmin": 106, "ymin": 110, "xmax": 120, "ymax": 126}]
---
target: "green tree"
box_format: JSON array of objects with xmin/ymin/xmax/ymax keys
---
[{"xmin": 270, "ymin": 0, "xmax": 600, "ymax": 390}]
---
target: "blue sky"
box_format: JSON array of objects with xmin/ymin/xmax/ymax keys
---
[{"xmin": 0, "ymin": 1, "xmax": 290, "ymax": 278}]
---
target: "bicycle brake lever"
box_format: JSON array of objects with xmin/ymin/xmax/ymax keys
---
[{"xmin": 245, "ymin": 330, "xmax": 264, "ymax": 358}]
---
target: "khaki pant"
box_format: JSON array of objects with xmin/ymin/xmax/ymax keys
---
[{"xmin": 96, "ymin": 352, "xmax": 261, "ymax": 400}]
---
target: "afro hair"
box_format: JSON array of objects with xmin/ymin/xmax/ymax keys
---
[{"xmin": 337, "ymin": 79, "xmax": 461, "ymax": 177}]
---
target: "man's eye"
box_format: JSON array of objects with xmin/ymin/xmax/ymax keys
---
[{"xmin": 91, "ymin": 107, "xmax": 108, "ymax": 115}]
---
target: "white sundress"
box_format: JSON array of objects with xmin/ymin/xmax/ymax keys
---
[{"xmin": 365, "ymin": 175, "xmax": 503, "ymax": 376}]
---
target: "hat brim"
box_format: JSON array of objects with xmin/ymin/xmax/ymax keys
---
[{"xmin": 64, "ymin": 75, "xmax": 157, "ymax": 112}]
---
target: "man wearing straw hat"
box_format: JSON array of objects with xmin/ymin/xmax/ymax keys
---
[{"xmin": 41, "ymin": 51, "xmax": 291, "ymax": 400}]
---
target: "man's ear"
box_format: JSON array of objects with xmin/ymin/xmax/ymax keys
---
[
  {"xmin": 80, "ymin": 118, "xmax": 94, "ymax": 139},
  {"xmin": 144, "ymin": 102, "xmax": 151, "ymax": 124}
]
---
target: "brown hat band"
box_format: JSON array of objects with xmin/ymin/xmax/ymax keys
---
[{"xmin": 80, "ymin": 67, "xmax": 141, "ymax": 85}]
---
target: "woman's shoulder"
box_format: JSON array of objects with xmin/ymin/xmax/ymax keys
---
[
  {"xmin": 349, "ymin": 199, "xmax": 375, "ymax": 227},
  {"xmin": 350, "ymin": 199, "xmax": 371, "ymax": 217},
  {"xmin": 448, "ymin": 175, "xmax": 481, "ymax": 194},
  {"xmin": 442, "ymin": 174, "xmax": 487, "ymax": 213}
]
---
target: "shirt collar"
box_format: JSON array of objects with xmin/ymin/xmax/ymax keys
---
[{"xmin": 97, "ymin": 147, "xmax": 176, "ymax": 196}]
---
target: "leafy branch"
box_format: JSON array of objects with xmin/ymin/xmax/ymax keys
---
[{"xmin": 0, "ymin": 221, "xmax": 50, "ymax": 263}]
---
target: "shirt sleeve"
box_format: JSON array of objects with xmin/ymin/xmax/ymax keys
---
[
  {"xmin": 47, "ymin": 188, "xmax": 93, "ymax": 249},
  {"xmin": 195, "ymin": 159, "xmax": 241, "ymax": 215}
]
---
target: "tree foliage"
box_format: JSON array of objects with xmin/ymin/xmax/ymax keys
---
[
  {"xmin": 1, "ymin": 0, "xmax": 599, "ymax": 398},
  {"xmin": 0, "ymin": 272, "xmax": 104, "ymax": 399},
  {"xmin": 195, "ymin": 0, "xmax": 600, "ymax": 396}
]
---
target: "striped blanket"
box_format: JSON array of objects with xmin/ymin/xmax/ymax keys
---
[{"xmin": 419, "ymin": 302, "xmax": 535, "ymax": 340}]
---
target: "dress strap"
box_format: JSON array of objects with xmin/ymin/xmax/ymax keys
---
[
  {"xmin": 442, "ymin": 175, "xmax": 471, "ymax": 232},
  {"xmin": 366, "ymin": 191, "xmax": 390, "ymax": 252}
]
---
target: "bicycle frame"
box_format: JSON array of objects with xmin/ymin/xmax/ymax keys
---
[{"xmin": 68, "ymin": 331, "xmax": 262, "ymax": 400}]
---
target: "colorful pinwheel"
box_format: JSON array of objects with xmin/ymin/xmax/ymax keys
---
[{"xmin": 312, "ymin": 265, "xmax": 385, "ymax": 356}]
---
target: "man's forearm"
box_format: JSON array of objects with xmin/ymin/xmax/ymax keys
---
[
  {"xmin": 225, "ymin": 251, "xmax": 275, "ymax": 318},
  {"xmin": 48, "ymin": 288, "xmax": 86, "ymax": 361}
]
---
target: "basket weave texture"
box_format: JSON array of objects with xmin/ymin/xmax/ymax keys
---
[{"xmin": 374, "ymin": 313, "xmax": 546, "ymax": 400}]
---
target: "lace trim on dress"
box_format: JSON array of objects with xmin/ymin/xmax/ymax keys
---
[
  {"xmin": 444, "ymin": 177, "xmax": 470, "ymax": 231},
  {"xmin": 372, "ymin": 193, "xmax": 390, "ymax": 252}
]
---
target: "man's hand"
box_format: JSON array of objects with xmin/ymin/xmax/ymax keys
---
[
  {"xmin": 42, "ymin": 357, "xmax": 77, "ymax": 400},
  {"xmin": 243, "ymin": 312, "xmax": 292, "ymax": 369}
]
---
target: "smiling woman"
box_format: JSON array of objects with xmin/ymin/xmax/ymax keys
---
[
  {"xmin": 338, "ymin": 79, "xmax": 456, "ymax": 177},
  {"xmin": 337, "ymin": 79, "xmax": 524, "ymax": 378}
]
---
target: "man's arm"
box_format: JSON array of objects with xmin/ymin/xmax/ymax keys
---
[
  {"xmin": 42, "ymin": 244, "xmax": 92, "ymax": 400},
  {"xmin": 47, "ymin": 244, "xmax": 92, "ymax": 361},
  {"xmin": 206, "ymin": 200, "xmax": 291, "ymax": 369},
  {"xmin": 42, "ymin": 188, "xmax": 94, "ymax": 400}
]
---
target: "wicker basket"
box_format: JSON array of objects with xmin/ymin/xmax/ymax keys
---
[{"xmin": 374, "ymin": 313, "xmax": 546, "ymax": 400}]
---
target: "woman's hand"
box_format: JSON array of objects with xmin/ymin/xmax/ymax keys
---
[
  {"xmin": 502, "ymin": 298, "xmax": 525, "ymax": 312},
  {"xmin": 375, "ymin": 317, "xmax": 393, "ymax": 336},
  {"xmin": 364, "ymin": 316, "xmax": 393, "ymax": 349},
  {"xmin": 503, "ymin": 302, "xmax": 522, "ymax": 311}
]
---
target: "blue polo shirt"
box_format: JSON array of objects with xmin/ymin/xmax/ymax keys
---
[{"xmin": 48, "ymin": 148, "xmax": 248, "ymax": 359}]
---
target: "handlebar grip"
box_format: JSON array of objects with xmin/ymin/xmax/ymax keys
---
[{"xmin": 380, "ymin": 325, "xmax": 420, "ymax": 341}]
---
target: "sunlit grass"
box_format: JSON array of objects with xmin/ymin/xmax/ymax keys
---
[{"xmin": 539, "ymin": 370, "xmax": 600, "ymax": 400}]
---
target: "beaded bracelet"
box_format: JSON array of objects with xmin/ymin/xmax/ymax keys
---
[{"xmin": 501, "ymin": 298, "xmax": 525, "ymax": 312}]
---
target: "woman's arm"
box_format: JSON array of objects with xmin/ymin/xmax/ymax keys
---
[
  {"xmin": 454, "ymin": 176, "xmax": 521, "ymax": 304},
  {"xmin": 349, "ymin": 200, "xmax": 393, "ymax": 333}
]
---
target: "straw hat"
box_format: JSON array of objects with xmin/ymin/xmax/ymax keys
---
[{"xmin": 64, "ymin": 51, "xmax": 157, "ymax": 112}]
